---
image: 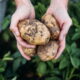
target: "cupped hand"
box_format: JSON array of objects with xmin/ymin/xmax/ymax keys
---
[
  {"xmin": 46, "ymin": 0, "xmax": 72, "ymax": 59},
  {"xmin": 10, "ymin": 1, "xmax": 35, "ymax": 60}
]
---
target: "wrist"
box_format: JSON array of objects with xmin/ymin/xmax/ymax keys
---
[
  {"xmin": 51, "ymin": 0, "xmax": 68, "ymax": 9},
  {"xmin": 15, "ymin": 0, "xmax": 31, "ymax": 7}
]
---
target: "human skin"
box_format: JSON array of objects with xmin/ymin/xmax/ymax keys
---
[
  {"xmin": 10, "ymin": 0, "xmax": 35, "ymax": 60},
  {"xmin": 10, "ymin": 0, "xmax": 72, "ymax": 60},
  {"xmin": 45, "ymin": 0, "xmax": 72, "ymax": 59}
]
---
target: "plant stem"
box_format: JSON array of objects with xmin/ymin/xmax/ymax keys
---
[
  {"xmin": 68, "ymin": 67, "xmax": 76, "ymax": 80},
  {"xmin": 65, "ymin": 67, "xmax": 70, "ymax": 80},
  {"xmin": 72, "ymin": 74, "xmax": 80, "ymax": 78}
]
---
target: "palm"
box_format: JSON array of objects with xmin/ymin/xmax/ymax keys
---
[
  {"xmin": 10, "ymin": 4, "xmax": 35, "ymax": 60},
  {"xmin": 46, "ymin": 4, "xmax": 72, "ymax": 59}
]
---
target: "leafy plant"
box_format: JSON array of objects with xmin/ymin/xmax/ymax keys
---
[{"xmin": 0, "ymin": 0, "xmax": 80, "ymax": 80}]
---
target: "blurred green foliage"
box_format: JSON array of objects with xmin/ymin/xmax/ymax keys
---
[{"xmin": 0, "ymin": 0, "xmax": 80, "ymax": 80}]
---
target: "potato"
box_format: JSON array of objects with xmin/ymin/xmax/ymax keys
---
[
  {"xmin": 22, "ymin": 47, "xmax": 36, "ymax": 57},
  {"xmin": 18, "ymin": 19, "xmax": 50, "ymax": 45},
  {"xmin": 37, "ymin": 41, "xmax": 59, "ymax": 61},
  {"xmin": 42, "ymin": 14, "xmax": 60, "ymax": 39},
  {"xmin": 17, "ymin": 17, "xmax": 59, "ymax": 61}
]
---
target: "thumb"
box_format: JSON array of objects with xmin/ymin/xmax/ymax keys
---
[
  {"xmin": 59, "ymin": 20, "xmax": 72, "ymax": 41},
  {"xmin": 46, "ymin": 7, "xmax": 53, "ymax": 15},
  {"xmin": 10, "ymin": 15, "xmax": 20, "ymax": 36},
  {"xmin": 29, "ymin": 8, "xmax": 35, "ymax": 19}
]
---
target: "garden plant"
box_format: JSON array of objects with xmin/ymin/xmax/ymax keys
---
[{"xmin": 0, "ymin": 0, "xmax": 80, "ymax": 80}]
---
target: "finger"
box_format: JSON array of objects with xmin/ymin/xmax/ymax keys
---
[
  {"xmin": 46, "ymin": 7, "xmax": 53, "ymax": 15},
  {"xmin": 9, "ymin": 14, "xmax": 20, "ymax": 36},
  {"xmin": 17, "ymin": 42, "xmax": 31, "ymax": 60},
  {"xmin": 10, "ymin": 26, "xmax": 20, "ymax": 37},
  {"xmin": 29, "ymin": 8, "xmax": 35, "ymax": 19},
  {"xmin": 55, "ymin": 38, "xmax": 66, "ymax": 59},
  {"xmin": 15, "ymin": 35, "xmax": 35, "ymax": 48},
  {"xmin": 59, "ymin": 20, "xmax": 72, "ymax": 41},
  {"xmin": 10, "ymin": 14, "xmax": 35, "ymax": 48}
]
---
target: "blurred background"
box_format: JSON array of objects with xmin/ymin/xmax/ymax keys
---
[{"xmin": 0, "ymin": 0, "xmax": 80, "ymax": 80}]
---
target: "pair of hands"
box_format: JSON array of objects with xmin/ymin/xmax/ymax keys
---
[{"xmin": 10, "ymin": 0, "xmax": 72, "ymax": 60}]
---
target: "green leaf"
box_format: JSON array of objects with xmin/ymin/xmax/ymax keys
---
[
  {"xmin": 21, "ymin": 58, "xmax": 26, "ymax": 64},
  {"xmin": 12, "ymin": 51, "xmax": 21, "ymax": 58},
  {"xmin": 2, "ymin": 52, "xmax": 13, "ymax": 61},
  {"xmin": 71, "ymin": 43, "xmax": 76, "ymax": 49},
  {"xmin": 49, "ymin": 68, "xmax": 60, "ymax": 75},
  {"xmin": 70, "ymin": 43, "xmax": 80, "ymax": 56},
  {"xmin": 32, "ymin": 56, "xmax": 40, "ymax": 63},
  {"xmin": 0, "ymin": 61, "xmax": 7, "ymax": 72},
  {"xmin": 2, "ymin": 32, "xmax": 10, "ymax": 42},
  {"xmin": 3, "ymin": 57, "xmax": 13, "ymax": 61},
  {"xmin": 45, "ymin": 77, "xmax": 61, "ymax": 80},
  {"xmin": 66, "ymin": 45, "xmax": 71, "ymax": 53},
  {"xmin": 72, "ymin": 33, "xmax": 80, "ymax": 40},
  {"xmin": 0, "ymin": 67, "xmax": 5, "ymax": 72},
  {"xmin": 37, "ymin": 62, "xmax": 47, "ymax": 76},
  {"xmin": 73, "ymin": 49, "xmax": 80, "ymax": 57},
  {"xmin": 72, "ymin": 17, "xmax": 80, "ymax": 27},
  {"xmin": 59, "ymin": 58, "xmax": 69, "ymax": 70},
  {"xmin": 0, "ymin": 75, "xmax": 5, "ymax": 80},
  {"xmin": 4, "ymin": 52, "xmax": 10, "ymax": 57},
  {"xmin": 47, "ymin": 61, "xmax": 54, "ymax": 70},
  {"xmin": 2, "ymin": 17, "xmax": 10, "ymax": 30},
  {"xmin": 41, "ymin": 0, "xmax": 50, "ymax": 6},
  {"xmin": 13, "ymin": 58, "xmax": 21, "ymax": 71},
  {"xmin": 70, "ymin": 57, "xmax": 80, "ymax": 68},
  {"xmin": 71, "ymin": 48, "xmax": 80, "ymax": 57},
  {"xmin": 11, "ymin": 76, "xmax": 17, "ymax": 80},
  {"xmin": 35, "ymin": 3, "xmax": 46, "ymax": 19}
]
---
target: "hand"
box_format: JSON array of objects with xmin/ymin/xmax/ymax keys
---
[
  {"xmin": 46, "ymin": 0, "xmax": 72, "ymax": 59},
  {"xmin": 10, "ymin": 0, "xmax": 35, "ymax": 60},
  {"xmin": 17, "ymin": 42, "xmax": 31, "ymax": 60}
]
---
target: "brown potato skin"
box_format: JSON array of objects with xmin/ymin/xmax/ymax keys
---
[
  {"xmin": 37, "ymin": 41, "xmax": 59, "ymax": 61},
  {"xmin": 18, "ymin": 19, "xmax": 50, "ymax": 45},
  {"xmin": 22, "ymin": 47, "xmax": 36, "ymax": 57},
  {"xmin": 42, "ymin": 14, "xmax": 60, "ymax": 40},
  {"xmin": 17, "ymin": 18, "xmax": 59, "ymax": 61}
]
